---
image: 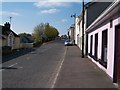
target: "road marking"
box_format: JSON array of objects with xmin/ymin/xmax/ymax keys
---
[
  {"xmin": 8, "ymin": 63, "xmax": 18, "ymax": 67},
  {"xmin": 51, "ymin": 46, "xmax": 67, "ymax": 88},
  {"xmin": 0, "ymin": 63, "xmax": 18, "ymax": 71}
]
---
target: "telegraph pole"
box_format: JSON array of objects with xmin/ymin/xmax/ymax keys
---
[{"xmin": 82, "ymin": 0, "xmax": 84, "ymax": 58}]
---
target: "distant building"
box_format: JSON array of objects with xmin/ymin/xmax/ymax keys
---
[
  {"xmin": 0, "ymin": 22, "xmax": 20, "ymax": 50},
  {"xmin": 61, "ymin": 35, "xmax": 67, "ymax": 40},
  {"xmin": 68, "ymin": 24, "xmax": 75, "ymax": 42},
  {"xmin": 20, "ymin": 36, "xmax": 33, "ymax": 43}
]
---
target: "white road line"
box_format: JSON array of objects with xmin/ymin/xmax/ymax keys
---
[
  {"xmin": 0, "ymin": 63, "xmax": 18, "ymax": 71},
  {"xmin": 51, "ymin": 46, "xmax": 67, "ymax": 88},
  {"xmin": 8, "ymin": 63, "xmax": 18, "ymax": 67}
]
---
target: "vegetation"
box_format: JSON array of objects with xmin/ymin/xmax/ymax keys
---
[
  {"xmin": 45, "ymin": 23, "xmax": 59, "ymax": 40},
  {"xmin": 18, "ymin": 33, "xmax": 32, "ymax": 37},
  {"xmin": 32, "ymin": 23, "xmax": 59, "ymax": 46}
]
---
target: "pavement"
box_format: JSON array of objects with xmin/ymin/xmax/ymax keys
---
[{"xmin": 54, "ymin": 45, "xmax": 118, "ymax": 89}]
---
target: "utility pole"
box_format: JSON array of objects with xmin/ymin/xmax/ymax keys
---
[{"xmin": 82, "ymin": 0, "xmax": 84, "ymax": 58}]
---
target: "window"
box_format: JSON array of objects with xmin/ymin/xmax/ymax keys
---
[
  {"xmin": 100, "ymin": 29, "xmax": 108, "ymax": 68},
  {"xmin": 90, "ymin": 35, "xmax": 93, "ymax": 55}
]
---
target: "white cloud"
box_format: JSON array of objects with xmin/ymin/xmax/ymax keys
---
[
  {"xmin": 61, "ymin": 19, "xmax": 67, "ymax": 23},
  {"xmin": 0, "ymin": 11, "xmax": 21, "ymax": 16},
  {"xmin": 34, "ymin": 1, "xmax": 71, "ymax": 8},
  {"xmin": 40, "ymin": 8, "xmax": 59, "ymax": 14}
]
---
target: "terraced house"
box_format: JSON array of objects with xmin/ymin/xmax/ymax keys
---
[
  {"xmin": 86, "ymin": 1, "xmax": 120, "ymax": 84},
  {"xmin": 75, "ymin": 1, "xmax": 112, "ymax": 55}
]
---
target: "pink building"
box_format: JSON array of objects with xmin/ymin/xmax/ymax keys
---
[{"xmin": 86, "ymin": 1, "xmax": 120, "ymax": 84}]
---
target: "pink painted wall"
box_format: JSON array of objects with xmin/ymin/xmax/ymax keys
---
[{"xmin": 88, "ymin": 16, "xmax": 120, "ymax": 79}]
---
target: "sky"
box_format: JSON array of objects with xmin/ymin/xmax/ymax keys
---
[{"xmin": 1, "ymin": 1, "xmax": 88, "ymax": 35}]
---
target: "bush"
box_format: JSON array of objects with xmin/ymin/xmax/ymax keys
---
[{"xmin": 2, "ymin": 46, "xmax": 12, "ymax": 55}]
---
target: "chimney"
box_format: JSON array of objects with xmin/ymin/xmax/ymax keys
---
[{"xmin": 4, "ymin": 22, "xmax": 10, "ymax": 29}]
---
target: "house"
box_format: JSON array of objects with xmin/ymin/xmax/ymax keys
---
[
  {"xmin": 75, "ymin": 1, "xmax": 112, "ymax": 55},
  {"xmin": 20, "ymin": 36, "xmax": 33, "ymax": 43},
  {"xmin": 86, "ymin": 0, "xmax": 120, "ymax": 84},
  {"xmin": 68, "ymin": 24, "xmax": 75, "ymax": 42},
  {"xmin": 75, "ymin": 14, "xmax": 82, "ymax": 49},
  {"xmin": 0, "ymin": 22, "xmax": 20, "ymax": 50},
  {"xmin": 75, "ymin": 16, "xmax": 80, "ymax": 45},
  {"xmin": 61, "ymin": 35, "xmax": 67, "ymax": 40}
]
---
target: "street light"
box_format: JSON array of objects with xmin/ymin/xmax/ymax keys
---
[{"xmin": 71, "ymin": 13, "xmax": 76, "ymax": 45}]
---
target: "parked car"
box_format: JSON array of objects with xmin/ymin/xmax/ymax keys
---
[{"xmin": 64, "ymin": 39, "xmax": 73, "ymax": 46}]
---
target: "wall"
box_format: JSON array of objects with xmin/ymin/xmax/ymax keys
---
[
  {"xmin": 12, "ymin": 37, "xmax": 20, "ymax": 49},
  {"xmin": 75, "ymin": 17, "xmax": 80, "ymax": 45},
  {"xmin": 88, "ymin": 15, "xmax": 120, "ymax": 79},
  {"xmin": 69, "ymin": 28, "xmax": 74, "ymax": 41},
  {"xmin": 20, "ymin": 43, "xmax": 33, "ymax": 48},
  {"xmin": 0, "ymin": 39, "xmax": 6, "ymax": 48}
]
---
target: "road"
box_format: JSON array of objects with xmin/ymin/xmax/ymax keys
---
[{"xmin": 2, "ymin": 40, "xmax": 66, "ymax": 88}]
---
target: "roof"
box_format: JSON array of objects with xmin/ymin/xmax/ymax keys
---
[
  {"xmin": 86, "ymin": 0, "xmax": 119, "ymax": 32},
  {"xmin": 0, "ymin": 25, "xmax": 19, "ymax": 37}
]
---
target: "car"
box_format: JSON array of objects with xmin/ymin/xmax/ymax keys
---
[{"xmin": 64, "ymin": 39, "xmax": 73, "ymax": 46}]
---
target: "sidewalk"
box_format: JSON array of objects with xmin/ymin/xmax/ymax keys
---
[{"xmin": 54, "ymin": 46, "xmax": 118, "ymax": 89}]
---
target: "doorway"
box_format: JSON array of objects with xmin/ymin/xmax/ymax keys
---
[
  {"xmin": 114, "ymin": 24, "xmax": 120, "ymax": 83},
  {"xmin": 94, "ymin": 33, "xmax": 98, "ymax": 61}
]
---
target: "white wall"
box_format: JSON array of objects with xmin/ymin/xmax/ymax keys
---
[
  {"xmin": 88, "ymin": 16, "xmax": 120, "ymax": 79},
  {"xmin": 75, "ymin": 17, "xmax": 80, "ymax": 45},
  {"xmin": 79, "ymin": 20, "xmax": 83, "ymax": 50}
]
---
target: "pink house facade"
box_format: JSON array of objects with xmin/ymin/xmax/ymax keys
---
[{"xmin": 86, "ymin": 1, "xmax": 120, "ymax": 84}]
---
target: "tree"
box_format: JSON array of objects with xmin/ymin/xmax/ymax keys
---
[
  {"xmin": 32, "ymin": 23, "xmax": 59, "ymax": 43},
  {"xmin": 44, "ymin": 24, "xmax": 59, "ymax": 40},
  {"xmin": 18, "ymin": 33, "xmax": 31, "ymax": 37},
  {"xmin": 32, "ymin": 23, "xmax": 45, "ymax": 43}
]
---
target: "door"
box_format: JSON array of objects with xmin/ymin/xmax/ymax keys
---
[
  {"xmin": 117, "ymin": 28, "xmax": 120, "ymax": 83},
  {"xmin": 90, "ymin": 35, "xmax": 93, "ymax": 55},
  {"xmin": 94, "ymin": 33, "xmax": 98, "ymax": 60}
]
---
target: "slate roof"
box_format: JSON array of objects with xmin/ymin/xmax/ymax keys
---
[{"xmin": 0, "ymin": 25, "xmax": 19, "ymax": 38}]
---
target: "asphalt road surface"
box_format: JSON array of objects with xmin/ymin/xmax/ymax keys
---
[{"xmin": 2, "ymin": 40, "xmax": 66, "ymax": 88}]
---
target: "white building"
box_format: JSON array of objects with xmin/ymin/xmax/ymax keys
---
[
  {"xmin": 75, "ymin": 16, "xmax": 80, "ymax": 45},
  {"xmin": 86, "ymin": 1, "xmax": 120, "ymax": 83},
  {"xmin": 75, "ymin": 1, "xmax": 112, "ymax": 55}
]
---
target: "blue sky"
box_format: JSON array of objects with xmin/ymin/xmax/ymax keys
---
[{"xmin": 1, "ymin": 1, "xmax": 88, "ymax": 35}]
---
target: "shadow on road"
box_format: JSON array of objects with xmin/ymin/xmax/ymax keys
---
[
  {"xmin": 2, "ymin": 48, "xmax": 36, "ymax": 63},
  {"xmin": 2, "ymin": 67, "xmax": 18, "ymax": 70}
]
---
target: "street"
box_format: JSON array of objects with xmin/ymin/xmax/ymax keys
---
[
  {"xmin": 2, "ymin": 40, "xmax": 118, "ymax": 89},
  {"xmin": 2, "ymin": 40, "xmax": 66, "ymax": 88}
]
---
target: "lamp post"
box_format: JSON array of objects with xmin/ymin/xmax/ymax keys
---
[
  {"xmin": 82, "ymin": 0, "xmax": 84, "ymax": 58},
  {"xmin": 71, "ymin": 13, "xmax": 76, "ymax": 45}
]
